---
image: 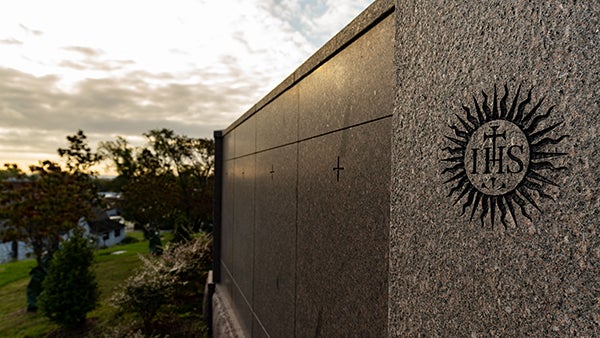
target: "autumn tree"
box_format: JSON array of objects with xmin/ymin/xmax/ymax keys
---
[
  {"xmin": 100, "ymin": 129, "xmax": 214, "ymax": 239},
  {"xmin": 0, "ymin": 163, "xmax": 24, "ymax": 180},
  {"xmin": 0, "ymin": 161, "xmax": 95, "ymax": 266},
  {"xmin": 1, "ymin": 131, "xmax": 100, "ymax": 258},
  {"xmin": 58, "ymin": 129, "xmax": 102, "ymax": 175},
  {"xmin": 144, "ymin": 129, "xmax": 214, "ymax": 236},
  {"xmin": 0, "ymin": 131, "xmax": 99, "ymax": 310}
]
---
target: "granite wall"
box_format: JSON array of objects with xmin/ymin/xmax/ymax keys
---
[
  {"xmin": 213, "ymin": 0, "xmax": 598, "ymax": 336},
  {"xmin": 389, "ymin": 1, "xmax": 599, "ymax": 336},
  {"xmin": 213, "ymin": 1, "xmax": 395, "ymax": 336}
]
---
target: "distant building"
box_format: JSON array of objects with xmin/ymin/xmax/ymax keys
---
[
  {"xmin": 0, "ymin": 184, "xmax": 128, "ymax": 264},
  {"xmin": 79, "ymin": 212, "xmax": 126, "ymax": 248},
  {"xmin": 0, "ymin": 240, "xmax": 32, "ymax": 264}
]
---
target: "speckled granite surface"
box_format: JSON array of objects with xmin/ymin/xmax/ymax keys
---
[
  {"xmin": 389, "ymin": 1, "xmax": 599, "ymax": 336},
  {"xmin": 215, "ymin": 1, "xmax": 395, "ymax": 336}
]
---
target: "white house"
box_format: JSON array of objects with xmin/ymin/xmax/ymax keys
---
[
  {"xmin": 79, "ymin": 215, "xmax": 126, "ymax": 248},
  {"xmin": 0, "ymin": 240, "xmax": 32, "ymax": 264},
  {"xmin": 0, "ymin": 210, "xmax": 127, "ymax": 264}
]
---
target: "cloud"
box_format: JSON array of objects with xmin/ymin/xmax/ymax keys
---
[
  {"xmin": 261, "ymin": 0, "xmax": 372, "ymax": 48},
  {"xmin": 0, "ymin": 65, "xmax": 252, "ymax": 167},
  {"xmin": 62, "ymin": 46, "xmax": 104, "ymax": 57},
  {"xmin": 59, "ymin": 59, "xmax": 135, "ymax": 72},
  {"xmin": 19, "ymin": 23, "xmax": 43, "ymax": 36},
  {"xmin": 0, "ymin": 38, "xmax": 22, "ymax": 45}
]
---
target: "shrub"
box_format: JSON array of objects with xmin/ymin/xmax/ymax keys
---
[
  {"xmin": 38, "ymin": 229, "xmax": 99, "ymax": 327},
  {"xmin": 162, "ymin": 232, "xmax": 212, "ymax": 300},
  {"xmin": 111, "ymin": 233, "xmax": 212, "ymax": 333},
  {"xmin": 112, "ymin": 254, "xmax": 178, "ymax": 334}
]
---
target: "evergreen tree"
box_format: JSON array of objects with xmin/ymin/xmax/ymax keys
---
[{"xmin": 38, "ymin": 228, "xmax": 99, "ymax": 327}]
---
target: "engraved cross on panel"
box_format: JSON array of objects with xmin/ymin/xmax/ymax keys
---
[
  {"xmin": 269, "ymin": 164, "xmax": 275, "ymax": 180},
  {"xmin": 333, "ymin": 156, "xmax": 344, "ymax": 182}
]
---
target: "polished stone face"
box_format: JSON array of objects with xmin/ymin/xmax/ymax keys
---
[
  {"xmin": 390, "ymin": 1, "xmax": 599, "ymax": 336},
  {"xmin": 295, "ymin": 118, "xmax": 390, "ymax": 337},
  {"xmin": 215, "ymin": 1, "xmax": 597, "ymax": 336},
  {"xmin": 253, "ymin": 145, "xmax": 297, "ymax": 338},
  {"xmin": 216, "ymin": 2, "xmax": 395, "ymax": 336}
]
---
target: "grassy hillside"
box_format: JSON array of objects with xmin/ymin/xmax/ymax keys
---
[{"xmin": 0, "ymin": 231, "xmax": 148, "ymax": 337}]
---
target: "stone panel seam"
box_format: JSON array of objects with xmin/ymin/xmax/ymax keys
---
[
  {"xmin": 220, "ymin": 257, "xmax": 271, "ymax": 337},
  {"xmin": 227, "ymin": 114, "xmax": 394, "ymax": 161}
]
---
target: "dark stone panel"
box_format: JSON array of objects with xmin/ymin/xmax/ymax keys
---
[
  {"xmin": 234, "ymin": 116, "xmax": 256, "ymax": 158},
  {"xmin": 298, "ymin": 14, "xmax": 394, "ymax": 140},
  {"xmin": 296, "ymin": 118, "xmax": 391, "ymax": 337},
  {"xmin": 221, "ymin": 159, "xmax": 235, "ymax": 272},
  {"xmin": 252, "ymin": 317, "xmax": 270, "ymax": 338},
  {"xmin": 256, "ymin": 86, "xmax": 298, "ymax": 152},
  {"xmin": 223, "ymin": 130, "xmax": 235, "ymax": 161},
  {"xmin": 219, "ymin": 261, "xmax": 234, "ymax": 313},
  {"xmin": 231, "ymin": 282, "xmax": 253, "ymax": 337},
  {"xmin": 389, "ymin": 1, "xmax": 599, "ymax": 336},
  {"xmin": 253, "ymin": 145, "xmax": 297, "ymax": 337},
  {"xmin": 232, "ymin": 155, "xmax": 255, "ymax": 308},
  {"xmin": 253, "ymin": 74, "xmax": 296, "ymax": 119}
]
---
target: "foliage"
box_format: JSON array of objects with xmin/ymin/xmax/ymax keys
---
[
  {"xmin": 100, "ymin": 129, "xmax": 215, "ymax": 238},
  {"xmin": 111, "ymin": 254, "xmax": 178, "ymax": 334},
  {"xmin": 0, "ymin": 131, "xmax": 100, "ymax": 268},
  {"xmin": 0, "ymin": 232, "xmax": 208, "ymax": 337},
  {"xmin": 161, "ymin": 232, "xmax": 212, "ymax": 300},
  {"xmin": 123, "ymin": 172, "xmax": 179, "ymax": 232},
  {"xmin": 58, "ymin": 129, "xmax": 103, "ymax": 175},
  {"xmin": 0, "ymin": 163, "xmax": 25, "ymax": 180},
  {"xmin": 111, "ymin": 233, "xmax": 212, "ymax": 334},
  {"xmin": 0, "ymin": 161, "xmax": 96, "ymax": 266},
  {"xmin": 38, "ymin": 229, "xmax": 99, "ymax": 327},
  {"xmin": 0, "ymin": 234, "xmax": 147, "ymax": 337}
]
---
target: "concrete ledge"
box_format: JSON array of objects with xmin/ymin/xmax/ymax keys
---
[{"xmin": 211, "ymin": 283, "xmax": 245, "ymax": 338}]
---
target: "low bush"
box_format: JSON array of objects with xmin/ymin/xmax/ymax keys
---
[
  {"xmin": 111, "ymin": 233, "xmax": 212, "ymax": 335},
  {"xmin": 38, "ymin": 229, "xmax": 99, "ymax": 328},
  {"xmin": 111, "ymin": 254, "xmax": 178, "ymax": 334}
]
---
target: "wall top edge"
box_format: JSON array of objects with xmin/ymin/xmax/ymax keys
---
[{"xmin": 219, "ymin": 0, "xmax": 394, "ymax": 136}]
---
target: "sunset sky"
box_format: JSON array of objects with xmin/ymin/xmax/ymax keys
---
[{"xmin": 0, "ymin": 0, "xmax": 372, "ymax": 173}]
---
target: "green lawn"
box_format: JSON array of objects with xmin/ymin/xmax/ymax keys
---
[
  {"xmin": 0, "ymin": 231, "xmax": 151, "ymax": 337},
  {"xmin": 0, "ymin": 258, "xmax": 36, "ymax": 288}
]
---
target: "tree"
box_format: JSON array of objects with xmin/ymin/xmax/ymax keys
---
[
  {"xmin": 38, "ymin": 228, "xmax": 99, "ymax": 327},
  {"xmin": 100, "ymin": 129, "xmax": 215, "ymax": 238},
  {"xmin": 0, "ymin": 163, "xmax": 25, "ymax": 180},
  {"xmin": 144, "ymin": 129, "xmax": 214, "ymax": 238},
  {"xmin": 0, "ymin": 161, "xmax": 95, "ymax": 266},
  {"xmin": 98, "ymin": 136, "xmax": 136, "ymax": 191},
  {"xmin": 0, "ymin": 161, "xmax": 96, "ymax": 311},
  {"xmin": 58, "ymin": 129, "xmax": 102, "ymax": 175},
  {"xmin": 0, "ymin": 163, "xmax": 26, "ymax": 260},
  {"xmin": 0, "ymin": 131, "xmax": 99, "ymax": 310},
  {"xmin": 1, "ymin": 131, "xmax": 100, "ymax": 264}
]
